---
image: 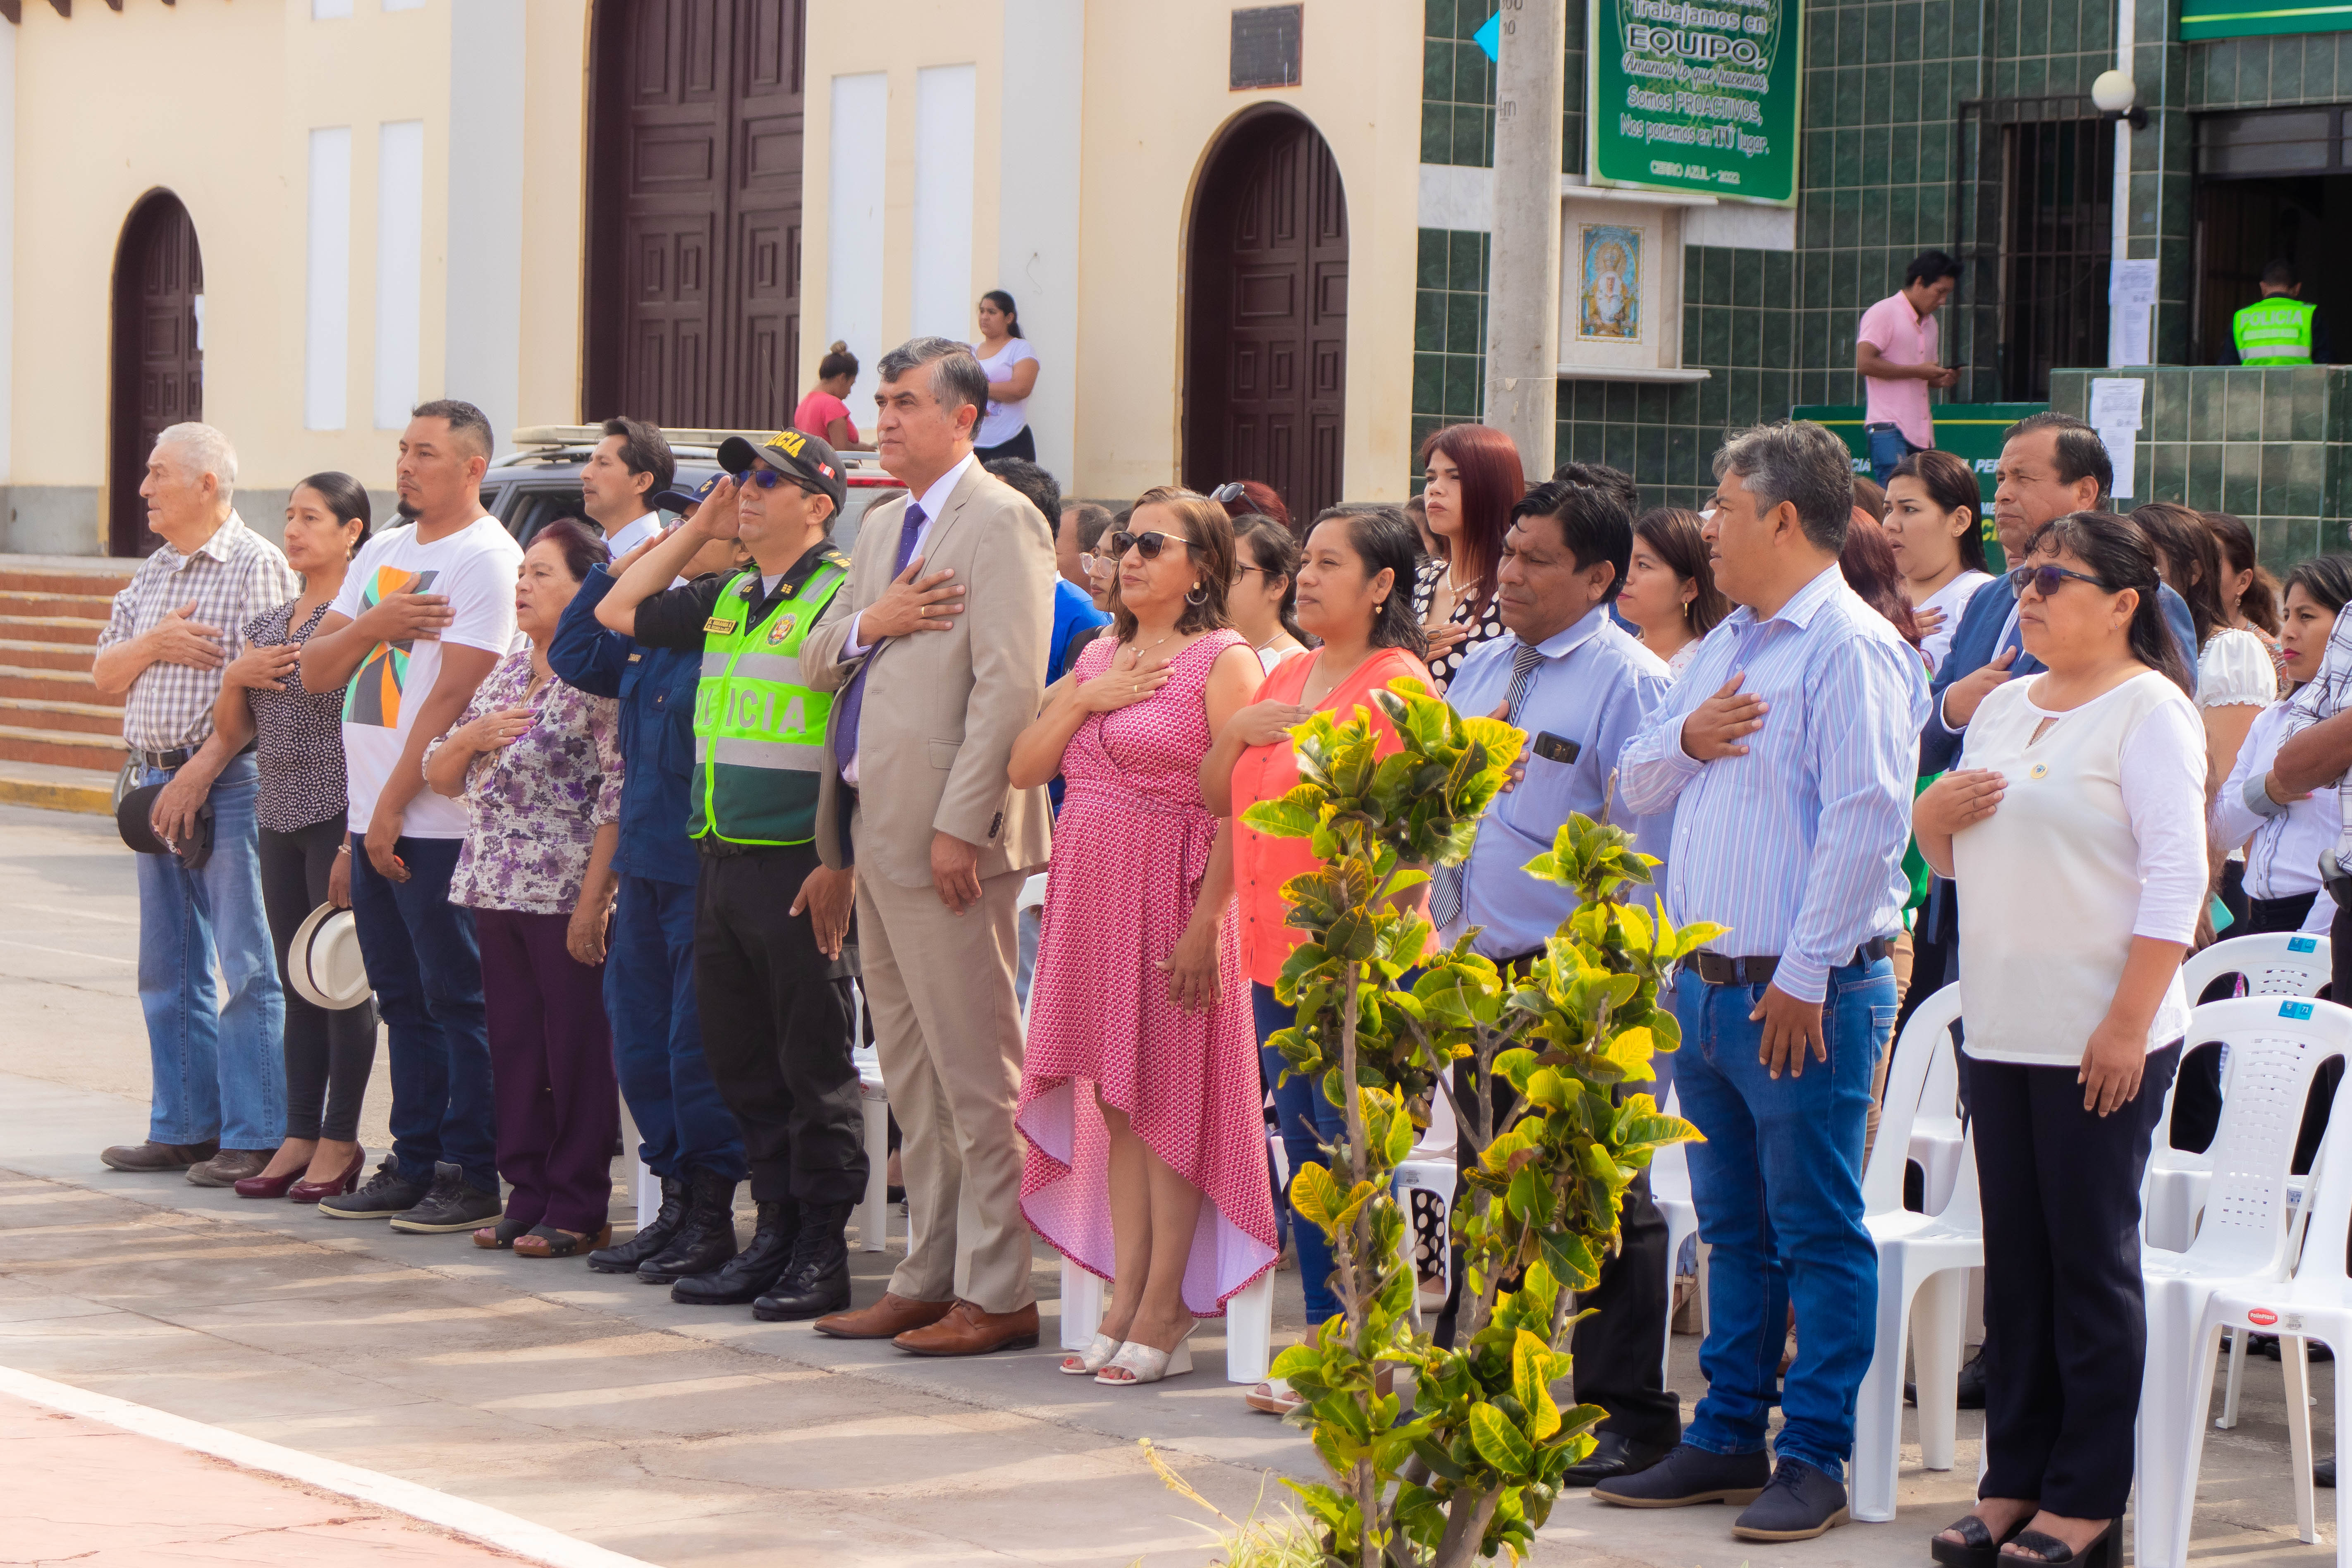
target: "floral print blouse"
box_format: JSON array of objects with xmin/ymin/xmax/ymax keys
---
[{"xmin": 431, "ymin": 650, "xmax": 623, "ymax": 915}]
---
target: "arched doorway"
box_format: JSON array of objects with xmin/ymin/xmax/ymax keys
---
[
  {"xmin": 583, "ymin": 0, "xmax": 804, "ymax": 430},
  {"xmin": 108, "ymin": 192, "xmax": 204, "ymax": 557},
  {"xmin": 1183, "ymin": 109, "xmax": 1348, "ymax": 525}
]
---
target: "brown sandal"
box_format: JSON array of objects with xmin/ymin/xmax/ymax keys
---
[{"xmin": 513, "ymin": 1224, "xmax": 612, "ymax": 1258}]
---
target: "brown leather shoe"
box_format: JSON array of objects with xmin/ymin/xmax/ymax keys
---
[
  {"xmin": 811, "ymin": 1291, "xmax": 956, "ymax": 1340},
  {"xmin": 892, "ymin": 1300, "xmax": 1041, "ymax": 1358},
  {"xmin": 100, "ymin": 1140, "xmax": 218, "ymax": 1173},
  {"xmin": 187, "ymin": 1150, "xmax": 272, "ymax": 1188}
]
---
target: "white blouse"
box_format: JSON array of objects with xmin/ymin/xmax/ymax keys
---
[
  {"xmin": 2201, "ymin": 626, "xmax": 2280, "ymax": 709},
  {"xmin": 1952, "ymin": 671, "xmax": 2206, "ymax": 1063},
  {"xmin": 2209, "ymin": 700, "xmax": 2340, "ymax": 927},
  {"xmin": 1915, "ymin": 569, "xmax": 1993, "ymax": 675}
]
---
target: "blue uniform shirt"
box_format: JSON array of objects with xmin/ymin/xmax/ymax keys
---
[
  {"xmin": 547, "ymin": 566, "xmax": 703, "ymax": 887},
  {"xmin": 1441, "ymin": 605, "xmax": 1674, "ymax": 961}
]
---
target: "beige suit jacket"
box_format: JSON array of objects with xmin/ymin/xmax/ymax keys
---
[{"xmin": 801, "ymin": 459, "xmax": 1055, "ymax": 889}]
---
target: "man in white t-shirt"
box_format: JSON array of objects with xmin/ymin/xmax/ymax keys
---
[
  {"xmin": 298, "ymin": 399, "xmax": 523, "ymax": 1236},
  {"xmin": 580, "ymin": 416, "xmax": 674, "ymax": 557}
]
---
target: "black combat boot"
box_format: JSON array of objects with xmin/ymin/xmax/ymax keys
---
[
  {"xmin": 753, "ymin": 1201, "xmax": 854, "ymax": 1321},
  {"xmin": 638, "ymin": 1170, "xmax": 743, "ymax": 1285},
  {"xmin": 588, "ymin": 1174, "xmax": 687, "ymax": 1274},
  {"xmin": 669, "ymin": 1198, "xmax": 794, "ymax": 1305}
]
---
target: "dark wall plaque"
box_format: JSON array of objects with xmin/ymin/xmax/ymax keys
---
[{"xmin": 1230, "ymin": 5, "xmax": 1302, "ymax": 91}]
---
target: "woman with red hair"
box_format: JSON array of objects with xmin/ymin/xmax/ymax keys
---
[{"xmin": 1410, "ymin": 423, "xmax": 1525, "ymax": 691}]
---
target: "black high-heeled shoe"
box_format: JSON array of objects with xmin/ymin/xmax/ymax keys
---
[
  {"xmin": 2003, "ymin": 1519, "xmax": 2117, "ymax": 1568},
  {"xmin": 1929, "ymin": 1511, "xmax": 2030, "ymax": 1568}
]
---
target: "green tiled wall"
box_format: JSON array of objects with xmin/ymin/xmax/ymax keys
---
[
  {"xmin": 1413, "ymin": 229, "xmax": 1493, "ymax": 460},
  {"xmin": 2051, "ymin": 368, "xmax": 2352, "ymax": 568},
  {"xmin": 2188, "ymin": 35, "xmax": 2352, "ymax": 109},
  {"xmin": 1422, "ymin": 1, "xmax": 1499, "ymax": 168}
]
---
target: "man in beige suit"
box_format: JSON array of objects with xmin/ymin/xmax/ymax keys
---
[{"xmin": 800, "ymin": 336, "xmax": 1055, "ymax": 1356}]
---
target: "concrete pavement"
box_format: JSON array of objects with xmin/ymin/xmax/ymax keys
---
[{"xmin": 0, "ymin": 801, "xmax": 2332, "ymax": 1566}]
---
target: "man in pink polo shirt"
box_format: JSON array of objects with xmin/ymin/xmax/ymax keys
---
[{"xmin": 1856, "ymin": 251, "xmax": 1963, "ymax": 480}]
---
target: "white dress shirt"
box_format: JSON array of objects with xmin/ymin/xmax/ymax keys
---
[{"xmin": 604, "ymin": 512, "xmax": 662, "ymax": 558}]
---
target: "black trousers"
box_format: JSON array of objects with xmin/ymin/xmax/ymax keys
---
[
  {"xmin": 258, "ymin": 816, "xmax": 376, "ymax": 1142},
  {"xmin": 972, "ymin": 425, "xmax": 1035, "ymax": 464},
  {"xmin": 1433, "ymin": 1054, "xmax": 1680, "ymax": 1449},
  {"xmin": 1966, "ymin": 1041, "xmax": 2180, "ymax": 1519},
  {"xmin": 692, "ymin": 844, "xmax": 868, "ymax": 1206}
]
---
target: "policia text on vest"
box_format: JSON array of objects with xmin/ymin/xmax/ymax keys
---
[
  {"xmin": 2234, "ymin": 295, "xmax": 2321, "ymax": 366},
  {"xmin": 693, "ymin": 558, "xmax": 849, "ymax": 846}
]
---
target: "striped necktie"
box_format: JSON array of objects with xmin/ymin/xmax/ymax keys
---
[{"xmin": 1431, "ymin": 641, "xmax": 1546, "ymax": 931}]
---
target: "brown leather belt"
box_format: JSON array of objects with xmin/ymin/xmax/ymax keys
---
[{"xmin": 1688, "ymin": 937, "xmax": 1891, "ymax": 988}]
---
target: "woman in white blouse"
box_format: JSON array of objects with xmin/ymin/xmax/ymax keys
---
[
  {"xmin": 1884, "ymin": 449, "xmax": 1994, "ymax": 675},
  {"xmin": 2133, "ymin": 502, "xmax": 2277, "ymax": 793},
  {"xmin": 970, "ymin": 290, "xmax": 1041, "ymax": 463},
  {"xmin": 1915, "ymin": 511, "xmax": 2201, "ymax": 1568}
]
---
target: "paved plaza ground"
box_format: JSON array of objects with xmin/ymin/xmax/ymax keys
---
[{"xmin": 0, "ymin": 802, "xmax": 2330, "ymax": 1567}]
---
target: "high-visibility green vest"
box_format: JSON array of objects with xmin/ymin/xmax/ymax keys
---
[
  {"xmin": 2234, "ymin": 296, "xmax": 2317, "ymax": 366},
  {"xmin": 690, "ymin": 557, "xmax": 849, "ymax": 846}
]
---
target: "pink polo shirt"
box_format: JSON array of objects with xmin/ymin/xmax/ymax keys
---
[{"xmin": 1857, "ymin": 292, "xmax": 1938, "ymax": 450}]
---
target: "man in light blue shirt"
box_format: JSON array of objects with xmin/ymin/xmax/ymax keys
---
[
  {"xmin": 1597, "ymin": 421, "xmax": 1929, "ymax": 1541},
  {"xmin": 1435, "ymin": 473, "xmax": 1681, "ymax": 1487}
]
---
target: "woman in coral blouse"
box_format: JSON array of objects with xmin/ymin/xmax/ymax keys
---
[{"xmin": 1201, "ymin": 502, "xmax": 1432, "ymax": 1413}]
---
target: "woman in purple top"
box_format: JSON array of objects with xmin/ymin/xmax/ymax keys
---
[{"xmin": 426, "ymin": 520, "xmax": 624, "ymax": 1258}]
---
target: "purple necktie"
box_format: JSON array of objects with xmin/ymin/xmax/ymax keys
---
[{"xmin": 835, "ymin": 501, "xmax": 927, "ymax": 776}]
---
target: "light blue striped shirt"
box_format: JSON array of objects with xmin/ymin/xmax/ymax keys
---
[
  {"xmin": 1619, "ymin": 563, "xmax": 1931, "ymax": 1002},
  {"xmin": 1441, "ymin": 606, "xmax": 1673, "ymax": 960}
]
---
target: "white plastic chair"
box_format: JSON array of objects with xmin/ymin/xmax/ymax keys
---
[
  {"xmin": 2134, "ymin": 995, "xmax": 2352, "ymax": 1568},
  {"xmin": 2170, "ymin": 1062, "xmax": 2352, "ymax": 1565},
  {"xmin": 849, "ymin": 978, "xmax": 892, "ymax": 1252},
  {"xmin": 2149, "ymin": 934, "xmax": 2334, "ymax": 1251},
  {"xmin": 1852, "ymin": 984, "xmax": 1984, "ymax": 1524},
  {"xmin": 1907, "ymin": 1031, "xmax": 1966, "ymax": 1214},
  {"xmin": 1649, "ymin": 1085, "xmax": 1702, "ymax": 1370}
]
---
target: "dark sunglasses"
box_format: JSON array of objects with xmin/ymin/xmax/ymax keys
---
[
  {"xmin": 1110, "ymin": 529, "xmax": 1202, "ymax": 561},
  {"xmin": 1210, "ymin": 482, "xmax": 1248, "ymax": 506},
  {"xmin": 2007, "ymin": 562, "xmax": 2107, "ymax": 598},
  {"xmin": 730, "ymin": 467, "xmax": 812, "ymax": 493}
]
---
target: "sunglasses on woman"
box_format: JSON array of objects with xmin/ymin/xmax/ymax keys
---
[
  {"xmin": 2007, "ymin": 562, "xmax": 2107, "ymax": 598},
  {"xmin": 1110, "ymin": 530, "xmax": 1202, "ymax": 561}
]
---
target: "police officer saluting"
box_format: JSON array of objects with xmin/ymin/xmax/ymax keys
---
[
  {"xmin": 596, "ymin": 429, "xmax": 868, "ymax": 1321},
  {"xmin": 2231, "ymin": 258, "xmax": 2331, "ymax": 366}
]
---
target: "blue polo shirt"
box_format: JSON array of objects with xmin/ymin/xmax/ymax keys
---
[
  {"xmin": 547, "ymin": 566, "xmax": 703, "ymax": 887},
  {"xmin": 1050, "ymin": 578, "xmax": 1112, "ymax": 684}
]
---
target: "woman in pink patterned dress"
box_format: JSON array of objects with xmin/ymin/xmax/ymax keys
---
[{"xmin": 1009, "ymin": 485, "xmax": 1277, "ymax": 1386}]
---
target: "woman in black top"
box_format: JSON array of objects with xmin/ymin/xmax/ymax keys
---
[{"xmin": 211, "ymin": 473, "xmax": 377, "ymax": 1202}]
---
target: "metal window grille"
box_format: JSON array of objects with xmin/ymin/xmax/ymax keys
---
[{"xmin": 1953, "ymin": 98, "xmax": 2115, "ymax": 402}]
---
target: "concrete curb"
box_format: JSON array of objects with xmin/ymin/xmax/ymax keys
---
[
  {"xmin": 0, "ymin": 1363, "xmax": 667, "ymax": 1568},
  {"xmin": 0, "ymin": 772, "xmax": 112, "ymax": 815}
]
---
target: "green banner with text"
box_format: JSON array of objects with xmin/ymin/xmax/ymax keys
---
[
  {"xmin": 2179, "ymin": 0, "xmax": 2352, "ymax": 41},
  {"xmin": 1587, "ymin": 0, "xmax": 1803, "ymax": 204}
]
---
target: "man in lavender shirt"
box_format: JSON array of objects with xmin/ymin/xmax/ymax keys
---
[{"xmin": 1855, "ymin": 251, "xmax": 1963, "ymax": 481}]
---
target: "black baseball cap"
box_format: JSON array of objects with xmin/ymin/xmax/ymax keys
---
[
  {"xmin": 650, "ymin": 472, "xmax": 724, "ymax": 515},
  {"xmin": 717, "ymin": 428, "xmax": 849, "ymax": 514}
]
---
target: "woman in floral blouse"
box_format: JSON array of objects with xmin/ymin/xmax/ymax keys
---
[{"xmin": 426, "ymin": 519, "xmax": 624, "ymax": 1258}]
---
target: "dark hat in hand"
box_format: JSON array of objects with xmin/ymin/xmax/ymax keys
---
[{"xmin": 116, "ymin": 782, "xmax": 214, "ymax": 871}]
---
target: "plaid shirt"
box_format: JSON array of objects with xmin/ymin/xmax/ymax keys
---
[
  {"xmin": 99, "ymin": 512, "xmax": 300, "ymax": 754},
  {"xmin": 2283, "ymin": 600, "xmax": 2352, "ymax": 855}
]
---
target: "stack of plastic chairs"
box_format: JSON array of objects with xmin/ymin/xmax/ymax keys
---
[
  {"xmin": 2133, "ymin": 994, "xmax": 2351, "ymax": 1568},
  {"xmin": 1851, "ymin": 984, "xmax": 1984, "ymax": 1524},
  {"xmin": 1648, "ymin": 1085, "xmax": 1702, "ymax": 1370}
]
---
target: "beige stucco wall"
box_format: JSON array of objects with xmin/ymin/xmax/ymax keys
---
[
  {"xmin": 7, "ymin": 0, "xmax": 590, "ymax": 551},
  {"xmin": 1072, "ymin": 0, "xmax": 1422, "ymax": 502}
]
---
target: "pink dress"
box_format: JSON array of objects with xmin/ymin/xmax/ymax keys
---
[{"xmin": 1018, "ymin": 631, "xmax": 1280, "ymax": 1315}]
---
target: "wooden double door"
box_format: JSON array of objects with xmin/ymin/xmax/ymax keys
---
[
  {"xmin": 109, "ymin": 193, "xmax": 203, "ymax": 558},
  {"xmin": 1183, "ymin": 109, "xmax": 1349, "ymax": 526},
  {"xmin": 585, "ymin": 0, "xmax": 803, "ymax": 430}
]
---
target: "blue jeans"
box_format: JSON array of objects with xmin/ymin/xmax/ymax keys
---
[
  {"xmin": 135, "ymin": 755, "xmax": 284, "ymax": 1149},
  {"xmin": 348, "ymin": 836, "xmax": 496, "ymax": 1193},
  {"xmin": 1671, "ymin": 958, "xmax": 1896, "ymax": 1479},
  {"xmin": 607, "ymin": 875, "xmax": 746, "ymax": 1181},
  {"xmin": 1255, "ymin": 982, "xmax": 1349, "ymax": 1326},
  {"xmin": 1867, "ymin": 425, "xmax": 1922, "ymax": 483}
]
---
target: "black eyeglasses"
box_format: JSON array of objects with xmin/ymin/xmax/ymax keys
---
[
  {"xmin": 1110, "ymin": 530, "xmax": 1202, "ymax": 561},
  {"xmin": 2007, "ymin": 563, "xmax": 2107, "ymax": 598}
]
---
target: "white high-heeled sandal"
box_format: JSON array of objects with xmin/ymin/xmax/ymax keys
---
[
  {"xmin": 1096, "ymin": 1322, "xmax": 1198, "ymax": 1386},
  {"xmin": 1059, "ymin": 1333, "xmax": 1121, "ymax": 1375}
]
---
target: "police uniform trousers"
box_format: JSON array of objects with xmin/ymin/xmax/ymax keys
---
[
  {"xmin": 607, "ymin": 874, "xmax": 747, "ymax": 1182},
  {"xmin": 692, "ymin": 841, "xmax": 867, "ymax": 1206}
]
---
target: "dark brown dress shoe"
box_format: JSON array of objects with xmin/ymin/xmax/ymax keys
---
[
  {"xmin": 187, "ymin": 1150, "xmax": 272, "ymax": 1188},
  {"xmin": 100, "ymin": 1140, "xmax": 218, "ymax": 1173},
  {"xmin": 812, "ymin": 1291, "xmax": 956, "ymax": 1340},
  {"xmin": 892, "ymin": 1300, "xmax": 1041, "ymax": 1357}
]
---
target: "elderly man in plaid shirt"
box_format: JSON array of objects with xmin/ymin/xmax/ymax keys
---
[{"xmin": 92, "ymin": 423, "xmax": 300, "ymax": 1186}]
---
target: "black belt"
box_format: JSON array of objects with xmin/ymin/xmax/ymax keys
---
[
  {"xmin": 131, "ymin": 741, "xmax": 253, "ymax": 772},
  {"xmin": 1688, "ymin": 937, "xmax": 1891, "ymax": 988},
  {"xmin": 697, "ymin": 837, "xmax": 802, "ymax": 860}
]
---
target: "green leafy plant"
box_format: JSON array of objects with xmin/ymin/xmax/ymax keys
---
[{"xmin": 1243, "ymin": 678, "xmax": 1711, "ymax": 1567}]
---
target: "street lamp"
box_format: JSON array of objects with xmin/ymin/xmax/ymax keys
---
[{"xmin": 2092, "ymin": 70, "xmax": 2149, "ymax": 130}]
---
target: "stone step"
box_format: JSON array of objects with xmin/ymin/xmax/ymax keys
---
[
  {"xmin": 0, "ymin": 614, "xmax": 108, "ymax": 647},
  {"xmin": 0, "ymin": 696, "xmax": 123, "ymax": 736},
  {"xmin": 0, "ymin": 639, "xmax": 104, "ymax": 673},
  {"xmin": 0, "ymin": 758, "xmax": 117, "ymax": 815},
  {"xmin": 0, "ymin": 724, "xmax": 126, "ymax": 773},
  {"xmin": 0, "ymin": 556, "xmax": 138, "ymax": 602},
  {"xmin": 0, "ymin": 591, "xmax": 117, "ymax": 621},
  {"xmin": 0, "ymin": 665, "xmax": 108, "ymax": 705}
]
